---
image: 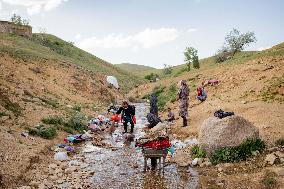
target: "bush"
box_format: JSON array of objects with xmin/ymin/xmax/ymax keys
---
[
  {"xmin": 39, "ymin": 97, "xmax": 59, "ymax": 108},
  {"xmin": 275, "ymin": 138, "xmax": 284, "ymax": 146},
  {"xmin": 262, "ymin": 171, "xmax": 277, "ymax": 189},
  {"xmin": 41, "ymin": 116, "xmax": 64, "ymax": 125},
  {"xmin": 0, "ymin": 112, "xmax": 7, "ymax": 117},
  {"xmin": 163, "ymin": 64, "xmax": 173, "ymax": 75},
  {"xmin": 191, "ymin": 145, "xmax": 207, "ymax": 158},
  {"xmin": 64, "ymin": 112, "xmax": 87, "ymax": 132},
  {"xmin": 144, "ymin": 73, "xmax": 159, "ymax": 81},
  {"xmin": 210, "ymin": 138, "xmax": 265, "ymax": 165},
  {"xmin": 63, "ymin": 126, "xmax": 74, "ymax": 134},
  {"xmin": 73, "ymin": 104, "xmax": 81, "ymax": 112},
  {"xmin": 28, "ymin": 125, "xmax": 57, "ymax": 139}
]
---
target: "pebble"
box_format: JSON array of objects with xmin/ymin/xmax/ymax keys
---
[{"xmin": 265, "ymin": 153, "xmax": 277, "ymax": 165}]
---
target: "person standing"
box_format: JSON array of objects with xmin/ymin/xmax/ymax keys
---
[
  {"xmin": 116, "ymin": 101, "xmax": 135, "ymax": 133},
  {"xmin": 177, "ymin": 80, "xmax": 189, "ymax": 127},
  {"xmin": 150, "ymin": 93, "xmax": 158, "ymax": 116}
]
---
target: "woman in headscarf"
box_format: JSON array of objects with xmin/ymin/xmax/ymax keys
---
[
  {"xmin": 177, "ymin": 80, "xmax": 189, "ymax": 127},
  {"xmin": 150, "ymin": 93, "xmax": 158, "ymax": 116}
]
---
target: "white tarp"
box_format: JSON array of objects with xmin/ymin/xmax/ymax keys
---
[{"xmin": 106, "ymin": 76, "xmax": 119, "ymax": 89}]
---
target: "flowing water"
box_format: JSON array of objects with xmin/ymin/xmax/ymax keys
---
[{"xmin": 73, "ymin": 103, "xmax": 199, "ymax": 189}]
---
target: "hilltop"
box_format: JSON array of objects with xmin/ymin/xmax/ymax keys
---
[{"xmin": 116, "ymin": 63, "xmax": 156, "ymax": 74}]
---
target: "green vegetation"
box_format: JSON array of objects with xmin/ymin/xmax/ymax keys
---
[
  {"xmin": 10, "ymin": 14, "xmax": 30, "ymax": 26},
  {"xmin": 143, "ymin": 83, "xmax": 178, "ymax": 111},
  {"xmin": 144, "ymin": 73, "xmax": 160, "ymax": 81},
  {"xmin": 210, "ymin": 138, "xmax": 265, "ymax": 165},
  {"xmin": 28, "ymin": 125, "xmax": 57, "ymax": 139},
  {"xmin": 275, "ymin": 138, "xmax": 284, "ymax": 146},
  {"xmin": 261, "ymin": 171, "xmax": 277, "ymax": 189},
  {"xmin": 191, "ymin": 145, "xmax": 207, "ymax": 158},
  {"xmin": 184, "ymin": 46, "xmax": 199, "ymax": 70},
  {"xmin": 163, "ymin": 64, "xmax": 173, "ymax": 75},
  {"xmin": 261, "ymin": 75, "xmax": 284, "ymax": 103},
  {"xmin": 73, "ymin": 104, "xmax": 81, "ymax": 112},
  {"xmin": 0, "ymin": 33, "xmax": 140, "ymax": 92},
  {"xmin": 0, "ymin": 112, "xmax": 8, "ymax": 117},
  {"xmin": 216, "ymin": 28, "xmax": 256, "ymax": 63},
  {"xmin": 64, "ymin": 112, "xmax": 87, "ymax": 132},
  {"xmin": 41, "ymin": 116, "xmax": 64, "ymax": 125}
]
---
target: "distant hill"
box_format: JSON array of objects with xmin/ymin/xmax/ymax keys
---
[{"xmin": 116, "ymin": 63, "xmax": 156, "ymax": 73}]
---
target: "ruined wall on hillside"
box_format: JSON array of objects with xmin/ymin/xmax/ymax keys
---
[{"xmin": 0, "ymin": 21, "xmax": 32, "ymax": 38}]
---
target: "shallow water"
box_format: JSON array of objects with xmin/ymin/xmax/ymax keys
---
[{"xmin": 77, "ymin": 103, "xmax": 199, "ymax": 189}]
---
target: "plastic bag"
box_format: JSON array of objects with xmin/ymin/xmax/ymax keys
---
[{"xmin": 54, "ymin": 152, "xmax": 68, "ymax": 161}]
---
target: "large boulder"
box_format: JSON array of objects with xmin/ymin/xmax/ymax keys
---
[{"xmin": 199, "ymin": 115, "xmax": 259, "ymax": 154}]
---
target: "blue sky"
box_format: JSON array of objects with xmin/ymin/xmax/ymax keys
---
[{"xmin": 0, "ymin": 0, "xmax": 283, "ymax": 68}]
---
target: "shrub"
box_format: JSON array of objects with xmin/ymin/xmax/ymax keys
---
[
  {"xmin": 63, "ymin": 126, "xmax": 74, "ymax": 134},
  {"xmin": 28, "ymin": 125, "xmax": 57, "ymax": 139},
  {"xmin": 73, "ymin": 104, "xmax": 81, "ymax": 112},
  {"xmin": 261, "ymin": 171, "xmax": 277, "ymax": 189},
  {"xmin": 144, "ymin": 73, "xmax": 159, "ymax": 81},
  {"xmin": 0, "ymin": 112, "xmax": 7, "ymax": 117},
  {"xmin": 210, "ymin": 138, "xmax": 265, "ymax": 165},
  {"xmin": 64, "ymin": 112, "xmax": 87, "ymax": 132},
  {"xmin": 41, "ymin": 116, "xmax": 64, "ymax": 125},
  {"xmin": 191, "ymin": 145, "xmax": 207, "ymax": 158},
  {"xmin": 275, "ymin": 138, "xmax": 284, "ymax": 146},
  {"xmin": 163, "ymin": 64, "xmax": 173, "ymax": 75}
]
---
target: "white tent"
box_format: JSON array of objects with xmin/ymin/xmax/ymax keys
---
[{"xmin": 106, "ymin": 76, "xmax": 119, "ymax": 89}]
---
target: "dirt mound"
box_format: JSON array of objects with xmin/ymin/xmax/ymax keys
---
[{"xmin": 199, "ymin": 115, "xmax": 259, "ymax": 154}]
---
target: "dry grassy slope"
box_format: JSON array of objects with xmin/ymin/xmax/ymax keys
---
[
  {"xmin": 0, "ymin": 53, "xmax": 124, "ymax": 187},
  {"xmin": 130, "ymin": 47, "xmax": 284, "ymax": 145},
  {"xmin": 116, "ymin": 63, "xmax": 156, "ymax": 74}
]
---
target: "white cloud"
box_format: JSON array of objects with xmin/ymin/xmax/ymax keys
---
[
  {"xmin": 187, "ymin": 28, "xmax": 198, "ymax": 33},
  {"xmin": 1, "ymin": 0, "xmax": 69, "ymax": 15},
  {"xmin": 0, "ymin": 2, "xmax": 2, "ymax": 10},
  {"xmin": 77, "ymin": 28, "xmax": 179, "ymax": 51}
]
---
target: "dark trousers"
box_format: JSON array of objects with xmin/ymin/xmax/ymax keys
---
[
  {"xmin": 123, "ymin": 116, "xmax": 134, "ymax": 133},
  {"xmin": 182, "ymin": 116, "xmax": 187, "ymax": 127}
]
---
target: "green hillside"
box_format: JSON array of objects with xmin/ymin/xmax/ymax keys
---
[
  {"xmin": 116, "ymin": 63, "xmax": 156, "ymax": 73},
  {"xmin": 0, "ymin": 33, "xmax": 141, "ymax": 92},
  {"xmin": 138, "ymin": 42, "xmax": 284, "ymax": 79}
]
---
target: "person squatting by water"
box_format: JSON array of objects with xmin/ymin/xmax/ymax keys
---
[
  {"xmin": 116, "ymin": 100, "xmax": 135, "ymax": 133},
  {"xmin": 177, "ymin": 80, "xmax": 189, "ymax": 127},
  {"xmin": 196, "ymin": 82, "xmax": 207, "ymax": 102},
  {"xmin": 166, "ymin": 107, "xmax": 175, "ymax": 122}
]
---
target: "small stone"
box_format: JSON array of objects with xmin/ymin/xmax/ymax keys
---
[
  {"xmin": 199, "ymin": 163, "xmax": 206, "ymax": 168},
  {"xmin": 192, "ymin": 158, "xmax": 199, "ymax": 166},
  {"xmin": 218, "ymin": 167, "xmax": 223, "ymax": 172},
  {"xmin": 204, "ymin": 161, "xmax": 212, "ymax": 167},
  {"xmin": 241, "ymin": 100, "xmax": 247, "ymax": 104},
  {"xmin": 280, "ymin": 158, "xmax": 284, "ymax": 163},
  {"xmin": 265, "ymin": 153, "xmax": 277, "ymax": 165},
  {"xmin": 57, "ymin": 179, "xmax": 65, "ymax": 184}
]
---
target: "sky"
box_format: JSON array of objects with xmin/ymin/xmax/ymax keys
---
[{"xmin": 0, "ymin": 0, "xmax": 283, "ymax": 68}]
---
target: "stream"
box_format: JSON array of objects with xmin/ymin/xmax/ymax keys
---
[{"xmin": 68, "ymin": 103, "xmax": 199, "ymax": 189}]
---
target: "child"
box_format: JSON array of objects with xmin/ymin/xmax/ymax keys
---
[{"xmin": 166, "ymin": 108, "xmax": 175, "ymax": 122}]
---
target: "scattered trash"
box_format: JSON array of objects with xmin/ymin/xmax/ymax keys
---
[
  {"xmin": 83, "ymin": 143, "xmax": 102, "ymax": 153},
  {"xmin": 214, "ymin": 109, "xmax": 234, "ymax": 119},
  {"xmin": 21, "ymin": 131, "xmax": 29, "ymax": 137},
  {"xmin": 106, "ymin": 76, "xmax": 119, "ymax": 89},
  {"xmin": 54, "ymin": 152, "xmax": 68, "ymax": 161}
]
